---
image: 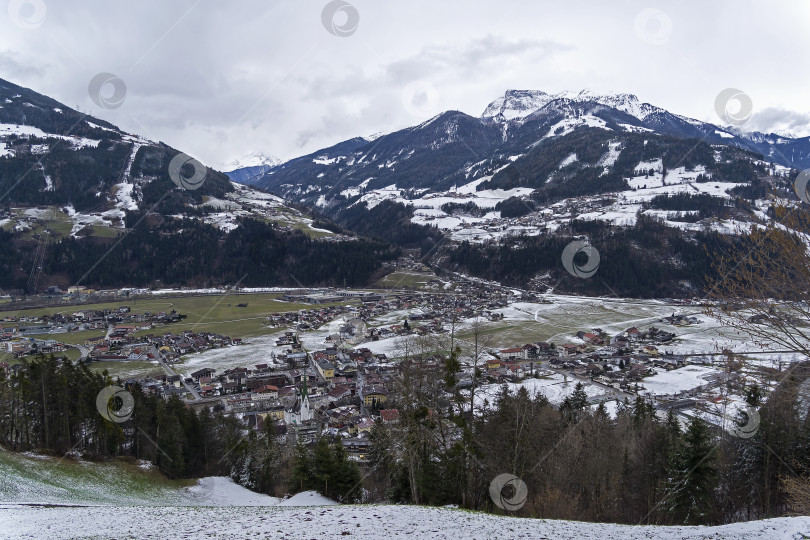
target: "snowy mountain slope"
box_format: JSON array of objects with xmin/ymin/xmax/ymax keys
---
[
  {"xmin": 0, "ymin": 77, "xmax": 384, "ymax": 292},
  {"xmin": 239, "ymin": 88, "xmax": 810, "ymax": 208},
  {"xmin": 2, "ymin": 503, "xmax": 808, "ymax": 540},
  {"xmin": 221, "ymin": 87, "xmax": 809, "ymax": 297},
  {"xmin": 482, "ymin": 89, "xmax": 663, "ymax": 123},
  {"xmin": 0, "ymin": 76, "xmax": 327, "ymax": 240},
  {"xmin": 0, "ymin": 78, "xmax": 120, "ymax": 140},
  {"xmin": 226, "ymin": 152, "xmax": 282, "ymax": 170}
]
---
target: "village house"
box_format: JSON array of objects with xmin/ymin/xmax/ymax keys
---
[
  {"xmin": 499, "ymin": 347, "xmax": 525, "ymax": 360},
  {"xmin": 362, "ymin": 386, "xmax": 388, "ymax": 407}
]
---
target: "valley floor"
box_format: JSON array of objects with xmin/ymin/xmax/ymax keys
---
[{"xmin": 1, "ymin": 503, "xmax": 808, "ymax": 539}]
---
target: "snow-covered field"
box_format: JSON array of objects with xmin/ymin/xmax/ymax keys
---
[
  {"xmin": 496, "ymin": 296, "xmax": 770, "ymax": 356},
  {"xmin": 475, "ymin": 373, "xmax": 609, "ymax": 409},
  {"xmin": 1, "ymin": 504, "xmax": 807, "ymax": 539},
  {"xmin": 639, "ymin": 365, "xmax": 722, "ymax": 396},
  {"xmin": 176, "ymin": 317, "xmax": 353, "ymax": 376},
  {"xmin": 0, "ymin": 123, "xmax": 100, "ymax": 150}
]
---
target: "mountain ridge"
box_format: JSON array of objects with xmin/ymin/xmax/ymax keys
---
[
  {"xmin": 233, "ymin": 88, "xmax": 809, "ymax": 194},
  {"xmin": 0, "ymin": 76, "xmax": 397, "ymax": 292}
]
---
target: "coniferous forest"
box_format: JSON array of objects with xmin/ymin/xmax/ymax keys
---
[{"xmin": 0, "ymin": 216, "xmax": 399, "ymax": 291}]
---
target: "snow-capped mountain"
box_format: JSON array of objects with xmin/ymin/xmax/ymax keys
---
[
  {"xmin": 238, "ymin": 88, "xmax": 810, "ymax": 206},
  {"xmin": 224, "ymin": 152, "xmax": 283, "ymax": 185},
  {"xmin": 220, "ymin": 87, "xmax": 810, "ymax": 297},
  {"xmin": 226, "ymin": 151, "xmax": 282, "ymax": 171},
  {"xmin": 482, "ymin": 89, "xmax": 663, "ymax": 123}
]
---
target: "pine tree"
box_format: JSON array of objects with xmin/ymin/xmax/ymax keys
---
[
  {"xmin": 664, "ymin": 417, "xmax": 718, "ymax": 525},
  {"xmin": 744, "ymin": 384, "xmax": 763, "ymax": 406},
  {"xmin": 331, "ymin": 440, "xmax": 362, "ymax": 502},
  {"xmin": 312, "ymin": 437, "xmax": 335, "ymax": 496},
  {"xmin": 289, "ymin": 443, "xmax": 312, "ymax": 493},
  {"xmin": 632, "ymin": 396, "xmax": 651, "ymax": 425},
  {"xmin": 570, "ymin": 382, "xmax": 588, "ymax": 410},
  {"xmin": 444, "ymin": 346, "xmax": 462, "ymax": 390},
  {"xmin": 595, "ymin": 401, "xmax": 608, "ymax": 420}
]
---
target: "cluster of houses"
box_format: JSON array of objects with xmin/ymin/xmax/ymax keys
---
[
  {"xmin": 267, "ymin": 305, "xmax": 355, "ymax": 331},
  {"xmin": 118, "ymin": 313, "xmax": 700, "ymax": 459},
  {"xmin": 86, "ymin": 326, "xmax": 243, "ymax": 364},
  {"xmin": 482, "ymin": 322, "xmax": 693, "ymax": 392},
  {"xmin": 2, "ymin": 273, "xmax": 719, "ymax": 461},
  {"xmin": 0, "ymin": 335, "xmax": 67, "ymax": 358},
  {"xmin": 0, "ymin": 285, "xmax": 153, "ymax": 307},
  {"xmin": 125, "ymin": 343, "xmax": 399, "ymax": 460},
  {"xmin": 0, "ymin": 305, "xmax": 187, "ymax": 359}
]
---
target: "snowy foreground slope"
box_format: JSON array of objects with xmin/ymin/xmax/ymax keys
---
[
  {"xmin": 1, "ymin": 451, "xmax": 808, "ymax": 539},
  {"xmin": 1, "ymin": 503, "xmax": 809, "ymax": 540}
]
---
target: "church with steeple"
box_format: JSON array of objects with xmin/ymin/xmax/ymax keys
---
[{"xmin": 284, "ymin": 372, "xmax": 313, "ymax": 425}]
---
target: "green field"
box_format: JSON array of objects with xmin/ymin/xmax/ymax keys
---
[
  {"xmin": 0, "ymin": 347, "xmax": 82, "ymax": 368},
  {"xmin": 89, "ymin": 224, "xmax": 122, "ymax": 238},
  {"xmin": 293, "ymin": 222, "xmax": 332, "ymax": 239},
  {"xmin": 0, "ymin": 293, "xmax": 353, "ymax": 378},
  {"xmin": 0, "ymin": 448, "xmax": 195, "ymax": 506},
  {"xmin": 3, "ymin": 206, "xmax": 130, "ymax": 240},
  {"xmin": 1, "ymin": 293, "xmax": 347, "ymax": 339},
  {"xmin": 375, "ymin": 271, "xmax": 436, "ymax": 290}
]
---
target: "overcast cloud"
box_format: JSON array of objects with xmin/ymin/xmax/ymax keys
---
[{"xmin": 1, "ymin": 0, "xmax": 809, "ymax": 169}]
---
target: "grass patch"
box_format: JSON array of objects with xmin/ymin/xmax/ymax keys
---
[
  {"xmin": 89, "ymin": 225, "xmax": 122, "ymax": 238},
  {"xmin": 0, "ymin": 448, "xmax": 195, "ymax": 506},
  {"xmin": 293, "ymin": 222, "xmax": 331, "ymax": 239},
  {"xmin": 375, "ymin": 271, "xmax": 435, "ymax": 290}
]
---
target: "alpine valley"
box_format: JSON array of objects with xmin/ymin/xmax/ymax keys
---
[{"xmin": 2, "ymin": 79, "xmax": 810, "ymax": 297}]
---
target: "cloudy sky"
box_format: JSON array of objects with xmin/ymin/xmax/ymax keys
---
[{"xmin": 1, "ymin": 0, "xmax": 809, "ymax": 170}]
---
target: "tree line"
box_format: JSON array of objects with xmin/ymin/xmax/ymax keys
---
[
  {"xmin": 0, "ymin": 354, "xmax": 360, "ymax": 500},
  {"xmin": 0, "ymin": 353, "xmax": 808, "ymax": 523}
]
